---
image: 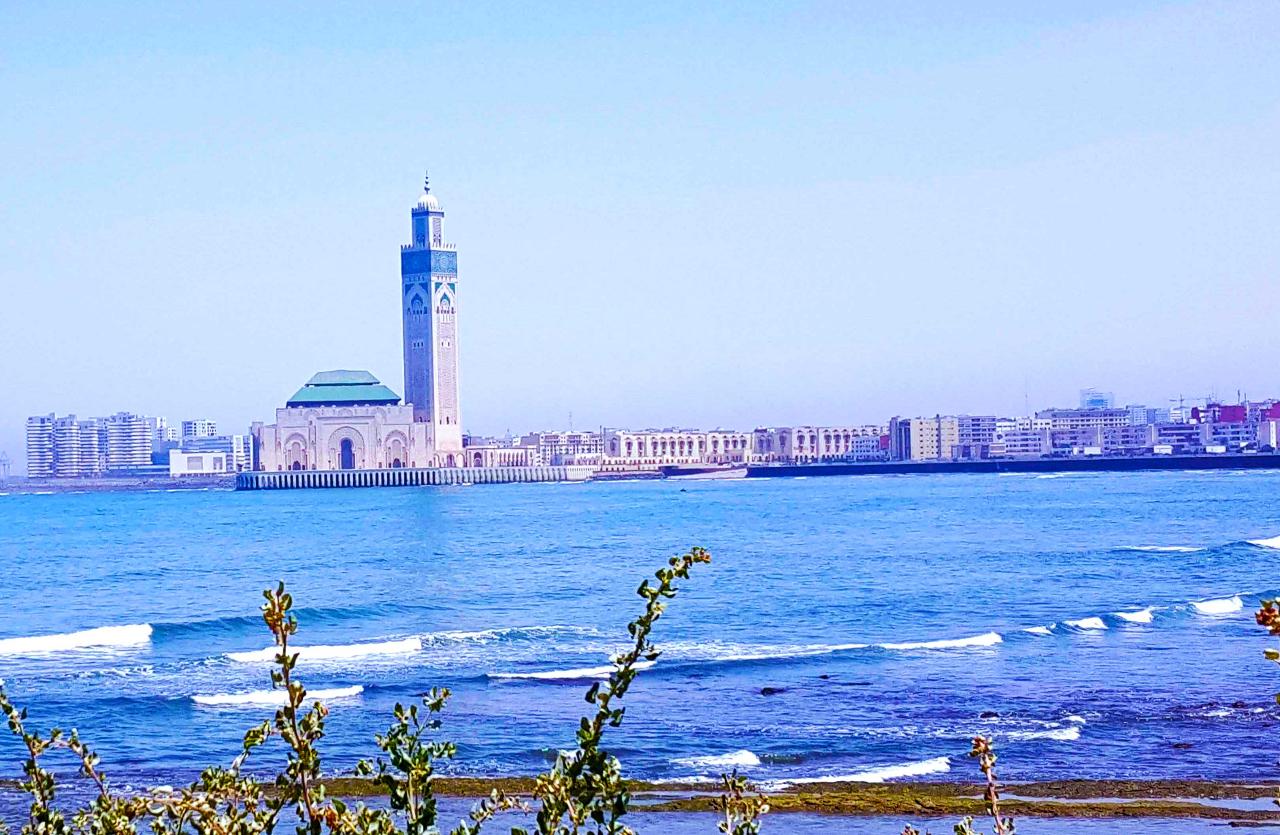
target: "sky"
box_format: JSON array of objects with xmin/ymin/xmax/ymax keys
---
[{"xmin": 2, "ymin": 1, "xmax": 1278, "ymax": 473}]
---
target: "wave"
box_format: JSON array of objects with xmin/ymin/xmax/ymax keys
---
[
  {"xmin": 422, "ymin": 625, "xmax": 600, "ymax": 643},
  {"xmin": 1191, "ymin": 596, "xmax": 1243, "ymax": 615},
  {"xmin": 1114, "ymin": 608, "xmax": 1154, "ymax": 624},
  {"xmin": 1117, "ymin": 545, "xmax": 1204, "ymax": 553},
  {"xmin": 193, "ymin": 685, "xmax": 364, "ymax": 707},
  {"xmin": 227, "ymin": 637, "xmax": 422, "ymax": 663},
  {"xmin": 1004, "ymin": 725, "xmax": 1081, "ymax": 742},
  {"xmin": 488, "ymin": 660, "xmax": 654, "ymax": 681},
  {"xmin": 1024, "ymin": 624, "xmax": 1055, "ymax": 636},
  {"xmin": 879, "ymin": 632, "xmax": 1001, "ymax": 650},
  {"xmin": 1064, "ymin": 617, "xmax": 1107, "ymax": 630},
  {"xmin": 0, "ymin": 624, "xmax": 152, "ymax": 656},
  {"xmin": 1248, "ymin": 535, "xmax": 1280, "ymax": 550},
  {"xmin": 763, "ymin": 755, "xmax": 952, "ymax": 788},
  {"xmin": 672, "ymin": 750, "xmax": 761, "ymax": 769}
]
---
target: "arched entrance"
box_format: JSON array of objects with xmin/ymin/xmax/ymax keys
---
[{"xmin": 340, "ymin": 439, "xmax": 356, "ymax": 469}]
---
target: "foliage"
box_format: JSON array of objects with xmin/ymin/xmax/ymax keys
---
[
  {"xmin": 0, "ymin": 548, "xmax": 754, "ymax": 835},
  {"xmin": 899, "ymin": 737, "xmax": 1011, "ymax": 835},
  {"xmin": 712, "ymin": 772, "xmax": 769, "ymax": 835}
]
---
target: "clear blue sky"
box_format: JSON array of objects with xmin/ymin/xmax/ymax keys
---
[{"xmin": 2, "ymin": 1, "xmax": 1277, "ymax": 472}]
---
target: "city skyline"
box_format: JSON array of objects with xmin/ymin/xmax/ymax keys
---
[{"xmin": 4, "ymin": 2, "xmax": 1279, "ymax": 474}]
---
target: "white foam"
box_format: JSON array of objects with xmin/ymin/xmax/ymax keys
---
[
  {"xmin": 665, "ymin": 641, "xmax": 869, "ymax": 663},
  {"xmin": 488, "ymin": 660, "xmax": 656, "ymax": 681},
  {"xmin": 1065, "ymin": 617, "xmax": 1107, "ymax": 630},
  {"xmin": 0, "ymin": 624, "xmax": 152, "ymax": 656},
  {"xmin": 1024, "ymin": 625, "xmax": 1055, "ymax": 636},
  {"xmin": 763, "ymin": 756, "xmax": 951, "ymax": 788},
  {"xmin": 672, "ymin": 750, "xmax": 761, "ymax": 769},
  {"xmin": 227, "ymin": 637, "xmax": 422, "ymax": 663},
  {"xmin": 1192, "ymin": 596, "xmax": 1243, "ymax": 615},
  {"xmin": 1064, "ymin": 714, "xmax": 1087, "ymax": 724},
  {"xmin": 1248, "ymin": 535, "xmax": 1280, "ymax": 550},
  {"xmin": 193, "ymin": 685, "xmax": 364, "ymax": 707},
  {"xmin": 1006, "ymin": 725, "xmax": 1081, "ymax": 742},
  {"xmin": 1114, "ymin": 608, "xmax": 1154, "ymax": 624},
  {"xmin": 1119, "ymin": 545, "xmax": 1203, "ymax": 553},
  {"xmin": 879, "ymin": 632, "xmax": 1002, "ymax": 651}
]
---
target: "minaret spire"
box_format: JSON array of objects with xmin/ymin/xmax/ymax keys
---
[{"xmin": 423, "ymin": 170, "xmax": 430, "ymax": 193}]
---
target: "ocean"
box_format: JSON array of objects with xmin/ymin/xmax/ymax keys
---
[{"xmin": 2, "ymin": 471, "xmax": 1280, "ymax": 829}]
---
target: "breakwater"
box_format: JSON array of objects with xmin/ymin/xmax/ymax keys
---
[
  {"xmin": 235, "ymin": 464, "xmax": 595, "ymax": 490},
  {"xmin": 746, "ymin": 453, "xmax": 1280, "ymax": 478}
]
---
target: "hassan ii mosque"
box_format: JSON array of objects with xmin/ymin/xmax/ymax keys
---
[{"xmin": 251, "ymin": 176, "xmax": 529, "ymax": 477}]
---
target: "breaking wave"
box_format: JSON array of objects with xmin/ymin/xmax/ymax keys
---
[
  {"xmin": 672, "ymin": 750, "xmax": 761, "ymax": 769},
  {"xmin": 1248, "ymin": 535, "xmax": 1280, "ymax": 550},
  {"xmin": 488, "ymin": 660, "xmax": 656, "ymax": 681},
  {"xmin": 1117, "ymin": 545, "xmax": 1204, "ymax": 553},
  {"xmin": 1114, "ymin": 608, "xmax": 1154, "ymax": 624},
  {"xmin": 0, "ymin": 624, "xmax": 153, "ymax": 656},
  {"xmin": 1192, "ymin": 596, "xmax": 1243, "ymax": 615},
  {"xmin": 762, "ymin": 755, "xmax": 952, "ymax": 787},
  {"xmin": 1064, "ymin": 617, "xmax": 1107, "ymax": 631},
  {"xmin": 1004, "ymin": 725, "xmax": 1081, "ymax": 742},
  {"xmin": 192, "ymin": 685, "xmax": 364, "ymax": 707},
  {"xmin": 227, "ymin": 637, "xmax": 422, "ymax": 663},
  {"xmin": 878, "ymin": 632, "xmax": 1002, "ymax": 650}
]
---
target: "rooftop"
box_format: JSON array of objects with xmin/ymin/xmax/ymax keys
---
[{"xmin": 286, "ymin": 370, "xmax": 401, "ymax": 408}]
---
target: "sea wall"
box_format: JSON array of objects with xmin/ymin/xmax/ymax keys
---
[
  {"xmin": 746, "ymin": 453, "xmax": 1280, "ymax": 479},
  {"xmin": 235, "ymin": 465, "xmax": 595, "ymax": 490}
]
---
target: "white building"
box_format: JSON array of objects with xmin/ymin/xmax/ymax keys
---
[
  {"xmin": 253, "ymin": 371, "xmax": 447, "ymax": 471},
  {"xmin": 25, "ymin": 415, "xmax": 54, "ymax": 478},
  {"xmin": 104, "ymin": 413, "xmax": 152, "ymax": 471},
  {"xmin": 169, "ymin": 449, "xmax": 229, "ymax": 476},
  {"xmin": 754, "ymin": 425, "xmax": 886, "ymax": 463},
  {"xmin": 601, "ymin": 428, "xmax": 753, "ymax": 471}
]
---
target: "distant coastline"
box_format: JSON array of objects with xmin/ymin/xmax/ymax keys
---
[{"xmin": 744, "ymin": 453, "xmax": 1280, "ymax": 479}]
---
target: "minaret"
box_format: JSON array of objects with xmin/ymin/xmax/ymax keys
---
[{"xmin": 401, "ymin": 172, "xmax": 463, "ymax": 457}]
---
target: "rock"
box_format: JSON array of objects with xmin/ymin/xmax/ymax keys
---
[
  {"xmin": 1172, "ymin": 742, "xmax": 1193, "ymax": 749},
  {"xmin": 819, "ymin": 674, "xmax": 831, "ymax": 680},
  {"xmin": 980, "ymin": 711, "xmax": 1000, "ymax": 719},
  {"xmin": 760, "ymin": 687, "xmax": 786, "ymax": 696},
  {"xmin": 1232, "ymin": 701, "xmax": 1249, "ymax": 709}
]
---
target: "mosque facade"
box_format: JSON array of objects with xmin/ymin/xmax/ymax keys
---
[{"xmin": 252, "ymin": 177, "xmax": 483, "ymax": 472}]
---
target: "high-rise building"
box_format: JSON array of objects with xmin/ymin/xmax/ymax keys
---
[
  {"xmin": 25, "ymin": 415, "xmax": 54, "ymax": 478},
  {"xmin": 401, "ymin": 173, "xmax": 463, "ymax": 455},
  {"xmin": 105, "ymin": 412, "xmax": 152, "ymax": 471},
  {"xmin": 52, "ymin": 416, "xmax": 83, "ymax": 477},
  {"xmin": 78, "ymin": 418, "xmax": 104, "ymax": 476},
  {"xmin": 182, "ymin": 419, "xmax": 217, "ymax": 439}
]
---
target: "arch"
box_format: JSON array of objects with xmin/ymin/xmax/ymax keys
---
[
  {"xmin": 327, "ymin": 426, "xmax": 366, "ymax": 471},
  {"xmin": 446, "ymin": 453, "xmax": 456, "ymax": 468},
  {"xmin": 473, "ymin": 451, "xmax": 484, "ymax": 467},
  {"xmin": 340, "ymin": 439, "xmax": 356, "ymax": 470},
  {"xmin": 284, "ymin": 433, "xmax": 308, "ymax": 471},
  {"xmin": 385, "ymin": 431, "xmax": 408, "ymax": 470}
]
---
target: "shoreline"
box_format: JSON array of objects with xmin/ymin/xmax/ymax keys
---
[{"xmin": 302, "ymin": 777, "xmax": 1280, "ymax": 821}]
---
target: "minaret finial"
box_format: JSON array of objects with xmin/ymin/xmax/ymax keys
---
[{"xmin": 423, "ymin": 170, "xmax": 430, "ymax": 193}]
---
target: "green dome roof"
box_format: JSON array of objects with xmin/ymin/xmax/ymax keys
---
[{"xmin": 286, "ymin": 370, "xmax": 401, "ymax": 408}]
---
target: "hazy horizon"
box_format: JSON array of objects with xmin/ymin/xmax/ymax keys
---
[{"xmin": 3, "ymin": 1, "xmax": 1278, "ymax": 474}]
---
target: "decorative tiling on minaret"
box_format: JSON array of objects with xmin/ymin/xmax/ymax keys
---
[{"xmin": 401, "ymin": 172, "xmax": 463, "ymax": 454}]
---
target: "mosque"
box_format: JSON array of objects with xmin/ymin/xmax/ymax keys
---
[{"xmin": 247, "ymin": 177, "xmax": 558, "ymax": 486}]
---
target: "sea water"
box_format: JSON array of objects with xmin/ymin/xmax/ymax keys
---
[{"xmin": 2, "ymin": 471, "xmax": 1280, "ymax": 823}]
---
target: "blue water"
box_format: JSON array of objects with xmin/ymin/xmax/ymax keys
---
[{"xmin": 2, "ymin": 471, "xmax": 1280, "ymax": 828}]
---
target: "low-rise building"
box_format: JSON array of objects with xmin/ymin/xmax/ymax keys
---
[
  {"xmin": 601, "ymin": 428, "xmax": 752, "ymax": 471},
  {"xmin": 182, "ymin": 434, "xmax": 253, "ymax": 471},
  {"xmin": 756, "ymin": 425, "xmax": 885, "ymax": 463},
  {"xmin": 182, "ymin": 419, "xmax": 218, "ymax": 439},
  {"xmin": 519, "ymin": 431, "xmax": 603, "ymax": 466},
  {"xmin": 169, "ymin": 449, "xmax": 229, "ymax": 476},
  {"xmin": 1102, "ymin": 424, "xmax": 1156, "ymax": 454},
  {"xmin": 1035, "ymin": 408, "xmax": 1131, "ymax": 431},
  {"xmin": 1201, "ymin": 421, "xmax": 1256, "ymax": 450},
  {"xmin": 991, "ymin": 427, "xmax": 1051, "ymax": 458},
  {"xmin": 1155, "ymin": 423, "xmax": 1202, "ymax": 453}
]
